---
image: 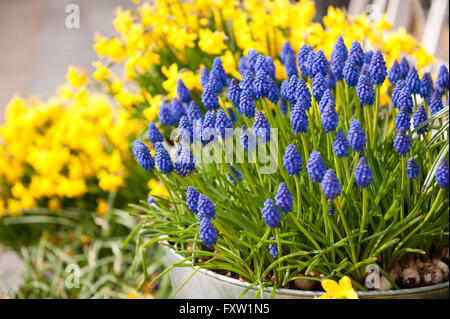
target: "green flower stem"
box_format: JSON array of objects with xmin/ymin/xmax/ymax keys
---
[
  {"xmin": 321, "ymin": 192, "xmax": 330, "ymax": 243},
  {"xmin": 394, "ymin": 188, "xmax": 445, "ymax": 255},
  {"xmin": 294, "ymin": 175, "xmax": 302, "ymax": 217},
  {"xmin": 334, "ymin": 198, "xmax": 359, "ymax": 271},
  {"xmin": 326, "ymin": 131, "xmax": 332, "ymax": 160},
  {"xmin": 371, "ymin": 85, "xmax": 380, "ymax": 150},
  {"xmin": 342, "ymin": 156, "xmax": 351, "ymax": 181},
  {"xmin": 357, "ymin": 187, "xmax": 368, "ymax": 257},
  {"xmin": 338, "ymin": 81, "xmax": 349, "ymax": 131},
  {"xmin": 413, "ymin": 93, "xmax": 418, "ymax": 112},
  {"xmin": 340, "ymin": 152, "xmax": 360, "ymax": 213},
  {"xmin": 352, "ymin": 87, "xmax": 363, "ymax": 125},
  {"xmin": 334, "ymin": 154, "xmax": 342, "ymax": 185},
  {"xmin": 400, "ymin": 156, "xmax": 406, "ymax": 220},
  {"xmin": 271, "ymin": 98, "xmax": 290, "ymax": 146},
  {"xmin": 300, "ymin": 132, "xmax": 314, "ymax": 195},
  {"xmin": 344, "ymin": 151, "xmax": 360, "ymax": 194}
]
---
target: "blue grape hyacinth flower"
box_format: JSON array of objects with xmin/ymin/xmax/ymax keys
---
[
  {"xmin": 253, "ymin": 110, "xmax": 271, "ymax": 143},
  {"xmin": 215, "ymin": 109, "xmax": 233, "ymax": 140},
  {"xmin": 429, "ymin": 91, "xmax": 444, "ymax": 115},
  {"xmin": 132, "ymin": 140, "xmax": 155, "ymax": 171},
  {"xmin": 148, "ymin": 122, "xmax": 163, "ymax": 145},
  {"xmin": 368, "ymin": 50, "xmax": 387, "ymax": 85},
  {"xmin": 175, "ymin": 144, "xmax": 196, "ymax": 177},
  {"xmin": 435, "ymin": 65, "xmax": 449, "ymax": 96},
  {"xmin": 348, "ymin": 119, "xmax": 366, "ymax": 153},
  {"xmin": 395, "ymin": 110, "xmax": 411, "ymax": 131},
  {"xmin": 307, "ymin": 151, "xmax": 327, "ymax": 183},
  {"xmin": 393, "ymin": 129, "xmax": 412, "ymax": 157},
  {"xmin": 178, "ymin": 116, "xmax": 193, "ymax": 144},
  {"xmin": 227, "ymin": 165, "xmax": 243, "ymax": 185},
  {"xmin": 199, "ymin": 218, "xmax": 218, "ymax": 247},
  {"xmin": 343, "ymin": 57, "xmax": 360, "ymax": 87},
  {"xmin": 321, "ymin": 169, "xmax": 342, "ymax": 200},
  {"xmin": 405, "ymin": 66, "xmax": 421, "ymax": 95},
  {"xmin": 268, "ymin": 237, "xmax": 279, "ymax": 258},
  {"xmin": 275, "ymin": 182, "xmax": 293, "ymax": 214},
  {"xmin": 412, "ymin": 104, "xmax": 429, "ymax": 135},
  {"xmin": 312, "ymin": 72, "xmax": 327, "ymax": 103},
  {"xmin": 419, "ymin": 72, "xmax": 433, "ymax": 99},
  {"xmin": 388, "ymin": 59, "xmax": 402, "ymax": 85},
  {"xmin": 261, "ymin": 199, "xmax": 281, "ymax": 228},
  {"xmin": 197, "ymin": 193, "xmax": 216, "ymax": 220},
  {"xmin": 240, "ymin": 88, "xmax": 256, "ymax": 118},
  {"xmin": 349, "ymin": 41, "xmax": 364, "ymax": 66},
  {"xmin": 399, "ymin": 57, "xmax": 410, "ymax": 80},
  {"xmin": 240, "ymin": 125, "xmax": 256, "ymax": 152},
  {"xmin": 155, "ymin": 142, "xmax": 173, "ymax": 174},
  {"xmin": 176, "ymin": 78, "xmax": 192, "ymax": 103},
  {"xmin": 283, "ymin": 144, "xmax": 303, "ymax": 176},
  {"xmin": 354, "ymin": 157, "xmax": 373, "ymax": 189},
  {"xmin": 406, "ymin": 158, "xmax": 420, "ymax": 180},
  {"xmin": 186, "ymin": 186, "xmax": 200, "ymax": 214},
  {"xmin": 333, "ymin": 130, "xmax": 350, "ymax": 158},
  {"xmin": 356, "ymin": 73, "xmax": 375, "ymax": 106},
  {"xmin": 435, "ymin": 159, "xmax": 449, "ymax": 189},
  {"xmin": 201, "ymin": 111, "xmax": 217, "ymax": 145},
  {"xmin": 321, "ymin": 100, "xmax": 339, "ymax": 133},
  {"xmin": 290, "ymin": 102, "xmax": 309, "ymax": 134}
]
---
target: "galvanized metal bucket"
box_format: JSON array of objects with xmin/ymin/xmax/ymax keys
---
[{"xmin": 165, "ymin": 245, "xmax": 449, "ymax": 299}]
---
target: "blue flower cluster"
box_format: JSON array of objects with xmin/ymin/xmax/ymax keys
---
[{"xmin": 186, "ymin": 187, "xmax": 218, "ymax": 247}]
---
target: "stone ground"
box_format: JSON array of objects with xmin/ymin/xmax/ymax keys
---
[{"xmin": 0, "ymin": 0, "xmax": 130, "ymax": 294}]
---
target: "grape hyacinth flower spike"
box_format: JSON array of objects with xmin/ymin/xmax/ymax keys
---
[
  {"xmin": 132, "ymin": 140, "xmax": 155, "ymax": 171},
  {"xmin": 275, "ymin": 182, "xmax": 293, "ymax": 214},
  {"xmin": 307, "ymin": 151, "xmax": 327, "ymax": 183},
  {"xmin": 283, "ymin": 144, "xmax": 303, "ymax": 176},
  {"xmin": 174, "ymin": 144, "xmax": 196, "ymax": 177},
  {"xmin": 197, "ymin": 193, "xmax": 216, "ymax": 220},
  {"xmin": 354, "ymin": 157, "xmax": 373, "ymax": 189},
  {"xmin": 186, "ymin": 186, "xmax": 200, "ymax": 214},
  {"xmin": 412, "ymin": 104, "xmax": 428, "ymax": 134},
  {"xmin": 356, "ymin": 73, "xmax": 375, "ymax": 106},
  {"xmin": 290, "ymin": 102, "xmax": 309, "ymax": 134},
  {"xmin": 176, "ymin": 78, "xmax": 192, "ymax": 103},
  {"xmin": 348, "ymin": 119, "xmax": 366, "ymax": 153},
  {"xmin": 405, "ymin": 66, "xmax": 421, "ymax": 95},
  {"xmin": 253, "ymin": 110, "xmax": 271, "ymax": 143},
  {"xmin": 154, "ymin": 142, "xmax": 173, "ymax": 174},
  {"xmin": 199, "ymin": 218, "xmax": 218, "ymax": 247},
  {"xmin": 268, "ymin": 237, "xmax": 279, "ymax": 258},
  {"xmin": 435, "ymin": 159, "xmax": 449, "ymax": 189},
  {"xmin": 393, "ymin": 129, "xmax": 412, "ymax": 157},
  {"xmin": 148, "ymin": 122, "xmax": 163, "ymax": 145},
  {"xmin": 368, "ymin": 50, "xmax": 387, "ymax": 86},
  {"xmin": 321, "ymin": 169, "xmax": 342, "ymax": 200},
  {"xmin": 406, "ymin": 158, "xmax": 420, "ymax": 180},
  {"xmin": 333, "ymin": 130, "xmax": 350, "ymax": 158},
  {"xmin": 261, "ymin": 199, "xmax": 281, "ymax": 228},
  {"xmin": 321, "ymin": 100, "xmax": 339, "ymax": 133}
]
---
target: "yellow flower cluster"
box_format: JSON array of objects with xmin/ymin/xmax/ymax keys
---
[
  {"xmin": 92, "ymin": 0, "xmax": 434, "ymax": 116},
  {"xmin": 0, "ymin": 67, "xmax": 145, "ymax": 218}
]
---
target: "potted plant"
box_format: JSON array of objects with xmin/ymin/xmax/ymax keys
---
[{"xmin": 126, "ymin": 39, "xmax": 449, "ymax": 298}]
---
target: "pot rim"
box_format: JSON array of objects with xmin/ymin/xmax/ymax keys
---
[{"xmin": 165, "ymin": 243, "xmax": 449, "ymax": 297}]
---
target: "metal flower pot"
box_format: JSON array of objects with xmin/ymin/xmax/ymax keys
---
[{"xmin": 165, "ymin": 245, "xmax": 449, "ymax": 299}]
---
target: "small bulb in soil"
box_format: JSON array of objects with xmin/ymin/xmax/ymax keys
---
[
  {"xmin": 441, "ymin": 246, "xmax": 449, "ymax": 263},
  {"xmin": 400, "ymin": 267, "xmax": 420, "ymax": 288},
  {"xmin": 415, "ymin": 257, "xmax": 425, "ymax": 270},
  {"xmin": 389, "ymin": 263, "xmax": 402, "ymax": 282},
  {"xmin": 431, "ymin": 270, "xmax": 444, "ymax": 285},
  {"xmin": 374, "ymin": 276, "xmax": 393, "ymax": 291},
  {"xmin": 433, "ymin": 259, "xmax": 449, "ymax": 281},
  {"xmin": 294, "ymin": 272, "xmax": 317, "ymax": 290}
]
